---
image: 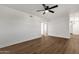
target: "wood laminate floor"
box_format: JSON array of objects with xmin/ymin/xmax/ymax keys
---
[{"xmin": 0, "ymin": 35, "xmax": 79, "ymax": 54}]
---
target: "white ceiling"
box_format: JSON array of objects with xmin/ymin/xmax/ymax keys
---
[{"xmin": 2, "ymin": 4, "xmax": 79, "ymax": 21}]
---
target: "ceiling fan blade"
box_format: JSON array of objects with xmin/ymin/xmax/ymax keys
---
[
  {"xmin": 42, "ymin": 4, "xmax": 46, "ymax": 7},
  {"xmin": 37, "ymin": 10, "xmax": 44, "ymax": 12},
  {"xmin": 49, "ymin": 5, "xmax": 58, "ymax": 9},
  {"xmin": 43, "ymin": 11, "xmax": 45, "ymax": 15},
  {"xmin": 42, "ymin": 4, "xmax": 47, "ymax": 10},
  {"xmin": 49, "ymin": 10, "xmax": 54, "ymax": 13}
]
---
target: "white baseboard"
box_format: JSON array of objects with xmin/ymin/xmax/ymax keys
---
[{"xmin": 48, "ymin": 35, "xmax": 70, "ymax": 39}]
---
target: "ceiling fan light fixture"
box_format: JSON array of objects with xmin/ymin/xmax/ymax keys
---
[{"xmin": 45, "ymin": 10, "xmax": 49, "ymax": 13}]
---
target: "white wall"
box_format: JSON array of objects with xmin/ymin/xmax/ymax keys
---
[
  {"xmin": 0, "ymin": 5, "xmax": 42, "ymax": 48},
  {"xmin": 48, "ymin": 17, "xmax": 70, "ymax": 38}
]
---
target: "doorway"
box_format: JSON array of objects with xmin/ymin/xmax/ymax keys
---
[{"xmin": 69, "ymin": 12, "xmax": 79, "ymax": 38}]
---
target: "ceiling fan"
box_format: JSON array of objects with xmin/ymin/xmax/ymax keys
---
[{"xmin": 37, "ymin": 4, "xmax": 58, "ymax": 15}]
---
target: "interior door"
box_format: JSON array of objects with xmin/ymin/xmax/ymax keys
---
[{"xmin": 73, "ymin": 21, "xmax": 79, "ymax": 35}]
